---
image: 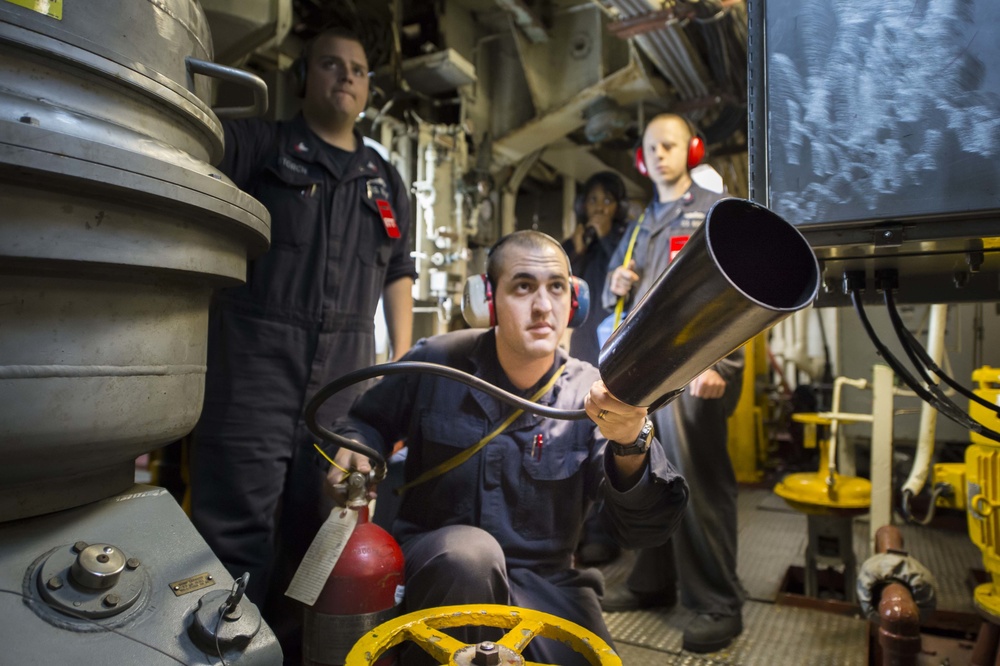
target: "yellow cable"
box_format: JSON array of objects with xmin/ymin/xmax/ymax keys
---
[
  {"xmin": 612, "ymin": 212, "xmax": 646, "ymax": 330},
  {"xmin": 314, "ymin": 442, "xmax": 351, "ymax": 481}
]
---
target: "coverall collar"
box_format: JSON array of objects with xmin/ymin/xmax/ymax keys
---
[
  {"xmin": 282, "ymin": 113, "xmax": 382, "ymax": 182},
  {"xmin": 467, "ymin": 329, "xmax": 568, "ymax": 428}
]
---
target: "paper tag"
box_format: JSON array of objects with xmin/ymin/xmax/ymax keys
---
[{"xmin": 285, "ymin": 507, "xmax": 359, "ymax": 605}]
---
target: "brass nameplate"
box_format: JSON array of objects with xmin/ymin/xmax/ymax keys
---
[{"xmin": 168, "ymin": 573, "xmax": 216, "ymax": 596}]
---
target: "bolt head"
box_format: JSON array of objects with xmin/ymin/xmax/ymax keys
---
[
  {"xmin": 103, "ymin": 594, "xmax": 120, "ymax": 608},
  {"xmin": 72, "ymin": 541, "xmax": 89, "ymax": 553},
  {"xmin": 46, "ymin": 577, "xmax": 63, "ymax": 590},
  {"xmin": 126, "ymin": 558, "xmax": 141, "ymax": 570}
]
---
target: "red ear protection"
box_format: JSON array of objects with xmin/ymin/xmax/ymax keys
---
[{"xmin": 635, "ymin": 135, "xmax": 705, "ymax": 177}]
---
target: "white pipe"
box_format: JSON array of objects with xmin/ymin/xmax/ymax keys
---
[
  {"xmin": 827, "ymin": 376, "xmax": 868, "ymax": 485},
  {"xmin": 901, "ymin": 304, "xmax": 948, "ymax": 497},
  {"xmin": 869, "ymin": 365, "xmax": 896, "ymax": 549}
]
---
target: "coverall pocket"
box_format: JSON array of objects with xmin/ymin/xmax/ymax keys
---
[
  {"xmin": 415, "ymin": 411, "xmax": 485, "ymax": 520},
  {"xmin": 513, "ymin": 431, "xmax": 588, "ymax": 541},
  {"xmin": 256, "ymin": 163, "xmax": 321, "ymax": 249}
]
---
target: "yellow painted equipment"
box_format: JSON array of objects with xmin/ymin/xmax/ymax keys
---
[
  {"xmin": 931, "ymin": 462, "xmax": 966, "ymax": 511},
  {"xmin": 774, "ymin": 413, "xmax": 871, "ymax": 515},
  {"xmin": 344, "ymin": 604, "xmax": 622, "ymax": 666},
  {"xmin": 964, "ymin": 365, "xmax": 1000, "ymax": 620},
  {"xmin": 775, "ymin": 412, "xmax": 872, "ymax": 603},
  {"xmin": 727, "ymin": 335, "xmax": 767, "ymax": 483}
]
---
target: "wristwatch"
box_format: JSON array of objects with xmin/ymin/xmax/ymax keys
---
[{"xmin": 608, "ymin": 418, "xmax": 654, "ymax": 456}]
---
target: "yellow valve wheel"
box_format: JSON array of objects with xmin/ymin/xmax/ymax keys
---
[{"xmin": 344, "ymin": 603, "xmax": 622, "ymax": 666}]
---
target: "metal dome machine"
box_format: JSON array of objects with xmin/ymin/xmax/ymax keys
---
[{"xmin": 0, "ymin": 0, "xmax": 281, "ymax": 662}]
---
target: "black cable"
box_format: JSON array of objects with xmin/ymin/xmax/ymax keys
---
[
  {"xmin": 850, "ymin": 289, "xmax": 1000, "ymax": 443},
  {"xmin": 882, "ymin": 288, "xmax": 972, "ymax": 416},
  {"xmin": 305, "ymin": 361, "xmax": 589, "ymax": 465},
  {"xmin": 884, "ymin": 292, "xmax": 1000, "ymax": 417},
  {"xmin": 0, "ymin": 587, "xmax": 192, "ymax": 665}
]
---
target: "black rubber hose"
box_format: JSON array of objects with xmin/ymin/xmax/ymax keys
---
[
  {"xmin": 883, "ymin": 290, "xmax": 1000, "ymax": 417},
  {"xmin": 851, "ymin": 290, "xmax": 1000, "ymax": 443},
  {"xmin": 304, "ymin": 361, "xmax": 590, "ymax": 467}
]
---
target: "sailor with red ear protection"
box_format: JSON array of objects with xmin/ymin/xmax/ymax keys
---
[
  {"xmin": 462, "ymin": 232, "xmax": 590, "ymax": 329},
  {"xmin": 599, "ymin": 114, "xmax": 747, "ymax": 655}
]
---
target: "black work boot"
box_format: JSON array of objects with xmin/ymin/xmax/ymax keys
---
[
  {"xmin": 682, "ymin": 613, "xmax": 743, "ymax": 653},
  {"xmin": 600, "ymin": 581, "xmax": 677, "ymax": 613}
]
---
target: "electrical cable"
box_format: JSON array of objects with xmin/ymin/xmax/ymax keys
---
[
  {"xmin": 900, "ymin": 484, "xmax": 951, "ymax": 526},
  {"xmin": 882, "ymin": 288, "xmax": 968, "ymax": 415},
  {"xmin": 850, "ymin": 289, "xmax": 1000, "ymax": 444},
  {"xmin": 304, "ymin": 361, "xmax": 589, "ymax": 466},
  {"xmin": 884, "ymin": 290, "xmax": 1000, "ymax": 417}
]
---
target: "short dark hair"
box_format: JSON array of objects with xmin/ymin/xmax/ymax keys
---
[
  {"xmin": 302, "ymin": 26, "xmax": 368, "ymax": 68},
  {"xmin": 486, "ymin": 231, "xmax": 571, "ymax": 288},
  {"xmin": 577, "ymin": 171, "xmax": 629, "ymax": 228}
]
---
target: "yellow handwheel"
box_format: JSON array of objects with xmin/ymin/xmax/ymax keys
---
[{"xmin": 344, "ymin": 603, "xmax": 622, "ymax": 666}]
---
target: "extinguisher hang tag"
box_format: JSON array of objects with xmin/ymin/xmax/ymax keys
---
[{"xmin": 285, "ymin": 507, "xmax": 359, "ymax": 606}]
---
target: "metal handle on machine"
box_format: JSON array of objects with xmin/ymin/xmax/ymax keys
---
[{"xmin": 185, "ymin": 57, "xmax": 269, "ymax": 119}]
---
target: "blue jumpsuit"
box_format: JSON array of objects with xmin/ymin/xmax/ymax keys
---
[
  {"xmin": 332, "ymin": 329, "xmax": 688, "ymax": 665},
  {"xmin": 603, "ymin": 185, "xmax": 746, "ymax": 618},
  {"xmin": 190, "ymin": 114, "xmax": 416, "ymax": 633}
]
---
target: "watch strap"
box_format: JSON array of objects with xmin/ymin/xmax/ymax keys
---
[{"xmin": 608, "ymin": 418, "xmax": 653, "ymax": 456}]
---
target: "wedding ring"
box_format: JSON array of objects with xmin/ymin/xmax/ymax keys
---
[{"xmin": 597, "ymin": 409, "xmax": 609, "ymax": 421}]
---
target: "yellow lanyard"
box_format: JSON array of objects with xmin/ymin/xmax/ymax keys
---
[
  {"xmin": 395, "ymin": 363, "xmax": 567, "ymax": 495},
  {"xmin": 612, "ymin": 211, "xmax": 646, "ymax": 330}
]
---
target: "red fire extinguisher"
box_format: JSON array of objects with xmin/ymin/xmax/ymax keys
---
[{"xmin": 303, "ymin": 471, "xmax": 405, "ymax": 666}]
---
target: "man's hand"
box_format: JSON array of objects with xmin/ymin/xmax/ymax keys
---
[
  {"xmin": 688, "ymin": 368, "xmax": 727, "ymax": 399},
  {"xmin": 324, "ymin": 448, "xmax": 378, "ymax": 506},
  {"xmin": 609, "ymin": 261, "xmax": 639, "ymax": 297},
  {"xmin": 584, "ymin": 380, "xmax": 647, "ymax": 445}
]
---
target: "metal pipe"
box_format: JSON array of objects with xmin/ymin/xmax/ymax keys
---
[
  {"xmin": 873, "ymin": 526, "xmax": 921, "ymax": 666},
  {"xmin": 599, "ymin": 198, "xmax": 819, "ymax": 409}
]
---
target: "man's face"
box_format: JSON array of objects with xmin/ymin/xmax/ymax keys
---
[
  {"xmin": 642, "ymin": 116, "xmax": 692, "ymax": 187},
  {"xmin": 304, "ymin": 35, "xmax": 369, "ymax": 122},
  {"xmin": 493, "ymin": 244, "xmax": 572, "ymax": 363}
]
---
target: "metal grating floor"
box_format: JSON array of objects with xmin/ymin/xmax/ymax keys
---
[{"xmin": 597, "ymin": 486, "xmax": 983, "ymax": 664}]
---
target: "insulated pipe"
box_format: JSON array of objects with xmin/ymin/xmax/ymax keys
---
[
  {"xmin": 901, "ymin": 304, "xmax": 948, "ymax": 498},
  {"xmin": 599, "ymin": 198, "xmax": 820, "ymax": 409}
]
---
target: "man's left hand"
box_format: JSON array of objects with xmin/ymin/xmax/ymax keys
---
[
  {"xmin": 585, "ymin": 380, "xmax": 647, "ymax": 445},
  {"xmin": 688, "ymin": 368, "xmax": 727, "ymax": 399}
]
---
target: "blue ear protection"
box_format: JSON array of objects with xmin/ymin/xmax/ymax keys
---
[{"xmin": 462, "ymin": 234, "xmax": 590, "ymax": 329}]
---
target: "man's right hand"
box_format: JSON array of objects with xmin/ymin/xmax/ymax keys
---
[
  {"xmin": 324, "ymin": 448, "xmax": 377, "ymax": 505},
  {"xmin": 609, "ymin": 260, "xmax": 639, "ymax": 297}
]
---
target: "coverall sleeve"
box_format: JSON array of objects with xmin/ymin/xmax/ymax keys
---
[
  {"xmin": 383, "ymin": 166, "xmax": 418, "ymax": 285},
  {"xmin": 597, "ymin": 436, "xmax": 688, "ymax": 550},
  {"xmin": 216, "ymin": 118, "xmax": 278, "ymax": 189}
]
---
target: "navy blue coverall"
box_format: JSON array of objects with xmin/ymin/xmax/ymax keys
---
[
  {"xmin": 190, "ymin": 114, "xmax": 416, "ymax": 625},
  {"xmin": 332, "ymin": 328, "xmax": 688, "ymax": 665}
]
